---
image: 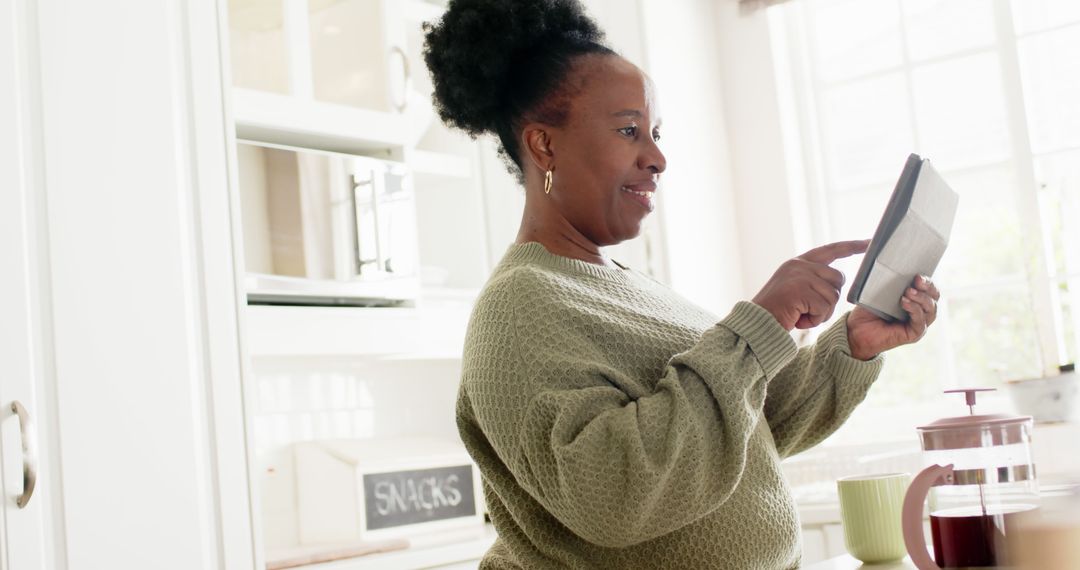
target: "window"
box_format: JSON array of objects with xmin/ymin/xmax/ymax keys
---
[{"xmin": 768, "ymin": 0, "xmax": 1080, "ymax": 441}]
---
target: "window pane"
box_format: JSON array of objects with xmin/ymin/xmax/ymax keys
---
[
  {"xmin": 1058, "ymin": 278, "xmax": 1080, "ymax": 366},
  {"xmin": 821, "ymin": 326, "xmax": 953, "ymax": 444},
  {"xmin": 912, "ymin": 53, "xmax": 1012, "ymax": 170},
  {"xmin": 826, "ymin": 184, "xmax": 892, "ymax": 243},
  {"xmin": 947, "ymin": 288, "xmax": 1043, "ymax": 386},
  {"xmin": 903, "ymin": 0, "xmax": 996, "ymax": 62},
  {"xmin": 1011, "ymin": 0, "xmax": 1080, "ymax": 35},
  {"xmin": 821, "ymin": 74, "xmax": 914, "ymax": 190},
  {"xmin": 1040, "ymin": 278, "xmax": 1076, "ymax": 369},
  {"xmin": 871, "ymin": 323, "xmax": 952, "ymax": 402},
  {"xmin": 811, "ymin": 0, "xmax": 903, "ymax": 83},
  {"xmin": 1018, "ymin": 25, "xmax": 1080, "ymax": 154},
  {"xmin": 933, "ymin": 165, "xmax": 1027, "ymax": 287},
  {"xmin": 1034, "ymin": 150, "xmax": 1080, "ymax": 278}
]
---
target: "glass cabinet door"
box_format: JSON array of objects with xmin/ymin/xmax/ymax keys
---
[
  {"xmin": 228, "ymin": 0, "xmax": 291, "ymax": 94},
  {"xmin": 227, "ymin": 0, "xmax": 408, "ymax": 114},
  {"xmin": 309, "ymin": 0, "xmax": 407, "ymax": 112}
]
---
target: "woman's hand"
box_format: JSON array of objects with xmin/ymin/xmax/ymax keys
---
[
  {"xmin": 846, "ymin": 275, "xmax": 940, "ymax": 360},
  {"xmin": 752, "ymin": 240, "xmax": 870, "ymax": 331}
]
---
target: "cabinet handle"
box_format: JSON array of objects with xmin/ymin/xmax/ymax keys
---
[
  {"xmin": 11, "ymin": 401, "xmax": 37, "ymax": 508},
  {"xmin": 389, "ymin": 45, "xmax": 410, "ymax": 113},
  {"xmin": 351, "ymin": 173, "xmax": 381, "ymax": 274}
]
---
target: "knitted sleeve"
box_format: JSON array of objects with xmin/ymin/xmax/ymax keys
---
[
  {"xmin": 460, "ymin": 277, "xmax": 798, "ymax": 548},
  {"xmin": 762, "ymin": 313, "xmax": 884, "ymax": 459}
]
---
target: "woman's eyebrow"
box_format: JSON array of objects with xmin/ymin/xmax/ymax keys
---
[{"xmin": 613, "ymin": 110, "xmax": 660, "ymax": 127}]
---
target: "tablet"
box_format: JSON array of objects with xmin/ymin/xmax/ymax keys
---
[{"xmin": 846, "ymin": 153, "xmax": 959, "ymax": 321}]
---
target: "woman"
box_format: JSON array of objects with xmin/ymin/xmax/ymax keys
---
[{"xmin": 423, "ymin": 1, "xmax": 939, "ymax": 568}]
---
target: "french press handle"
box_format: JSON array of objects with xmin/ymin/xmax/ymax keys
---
[{"xmin": 902, "ymin": 463, "xmax": 954, "ymax": 570}]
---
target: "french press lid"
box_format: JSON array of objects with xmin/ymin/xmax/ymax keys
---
[{"xmin": 916, "ymin": 388, "xmax": 1033, "ymax": 451}]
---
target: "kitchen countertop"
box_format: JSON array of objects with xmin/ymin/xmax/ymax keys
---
[{"xmin": 804, "ymin": 554, "xmax": 917, "ymax": 569}]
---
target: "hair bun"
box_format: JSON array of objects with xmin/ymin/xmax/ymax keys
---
[{"xmin": 423, "ymin": 0, "xmax": 607, "ymax": 137}]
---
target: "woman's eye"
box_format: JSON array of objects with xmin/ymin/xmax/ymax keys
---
[
  {"xmin": 652, "ymin": 129, "xmax": 661, "ymax": 142},
  {"xmin": 618, "ymin": 126, "xmax": 638, "ymax": 138}
]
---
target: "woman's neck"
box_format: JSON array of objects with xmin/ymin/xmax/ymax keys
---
[
  {"xmin": 514, "ymin": 234, "xmax": 616, "ymax": 268},
  {"xmin": 515, "ymin": 210, "xmax": 616, "ymax": 268}
]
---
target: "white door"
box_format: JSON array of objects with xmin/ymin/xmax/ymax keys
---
[
  {"xmin": 0, "ymin": 0, "xmax": 257, "ymax": 568},
  {"xmin": 0, "ymin": 0, "xmax": 50, "ymax": 568}
]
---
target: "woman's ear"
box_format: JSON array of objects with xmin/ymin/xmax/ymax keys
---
[{"xmin": 521, "ymin": 124, "xmax": 555, "ymax": 172}]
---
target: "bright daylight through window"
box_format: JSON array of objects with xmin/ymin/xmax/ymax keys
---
[{"xmin": 769, "ymin": 0, "xmax": 1080, "ymax": 442}]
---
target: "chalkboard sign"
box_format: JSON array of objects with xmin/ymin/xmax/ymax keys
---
[{"xmin": 362, "ymin": 464, "xmax": 477, "ymax": 530}]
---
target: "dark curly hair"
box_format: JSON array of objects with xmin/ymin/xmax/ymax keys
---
[{"xmin": 422, "ymin": 0, "xmax": 616, "ymax": 181}]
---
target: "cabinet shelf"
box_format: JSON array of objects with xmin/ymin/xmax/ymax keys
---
[
  {"xmin": 244, "ymin": 303, "xmax": 473, "ymax": 358},
  {"xmin": 233, "ymin": 87, "xmax": 441, "ymax": 158}
]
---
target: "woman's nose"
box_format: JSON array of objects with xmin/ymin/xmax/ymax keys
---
[{"xmin": 641, "ymin": 139, "xmax": 666, "ymax": 174}]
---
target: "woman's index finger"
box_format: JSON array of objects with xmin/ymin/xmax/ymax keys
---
[{"xmin": 798, "ymin": 239, "xmax": 871, "ymax": 264}]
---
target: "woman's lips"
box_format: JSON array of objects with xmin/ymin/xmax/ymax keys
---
[{"xmin": 620, "ymin": 183, "xmax": 656, "ymax": 212}]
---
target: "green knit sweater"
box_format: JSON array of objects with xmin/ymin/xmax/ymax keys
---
[{"xmin": 457, "ymin": 242, "xmax": 883, "ymax": 569}]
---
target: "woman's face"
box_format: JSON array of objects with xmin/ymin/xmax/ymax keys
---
[{"xmin": 545, "ymin": 56, "xmax": 667, "ymax": 246}]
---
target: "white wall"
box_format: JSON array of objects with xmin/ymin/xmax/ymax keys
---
[
  {"xmin": 638, "ymin": 0, "xmax": 747, "ymax": 316},
  {"xmin": 714, "ymin": 1, "xmax": 812, "ymax": 300}
]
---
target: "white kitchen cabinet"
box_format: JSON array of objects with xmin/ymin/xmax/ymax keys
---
[
  {"xmin": 224, "ymin": 2, "xmax": 509, "ymax": 568},
  {"xmin": 227, "ymin": 1, "xmax": 500, "ymax": 295},
  {"xmin": 0, "ymin": 0, "xmax": 254, "ymax": 568},
  {"xmin": 0, "ymin": 1, "xmax": 50, "ymax": 567}
]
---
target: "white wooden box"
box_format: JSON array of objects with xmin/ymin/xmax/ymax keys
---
[{"xmin": 295, "ymin": 437, "xmax": 485, "ymax": 545}]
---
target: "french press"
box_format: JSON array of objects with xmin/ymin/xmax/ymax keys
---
[{"xmin": 901, "ymin": 388, "xmax": 1038, "ymax": 569}]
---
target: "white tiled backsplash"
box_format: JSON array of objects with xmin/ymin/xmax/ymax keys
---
[{"xmin": 251, "ymin": 355, "xmax": 464, "ymax": 549}]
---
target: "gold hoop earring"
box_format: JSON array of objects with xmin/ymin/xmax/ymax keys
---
[{"xmin": 544, "ymin": 169, "xmax": 553, "ymax": 195}]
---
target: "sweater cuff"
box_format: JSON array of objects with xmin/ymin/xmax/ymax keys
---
[
  {"xmin": 719, "ymin": 301, "xmax": 799, "ymax": 379},
  {"xmin": 816, "ymin": 313, "xmax": 885, "ymax": 385}
]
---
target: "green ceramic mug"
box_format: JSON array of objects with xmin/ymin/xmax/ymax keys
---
[{"xmin": 836, "ymin": 473, "xmax": 911, "ymax": 563}]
